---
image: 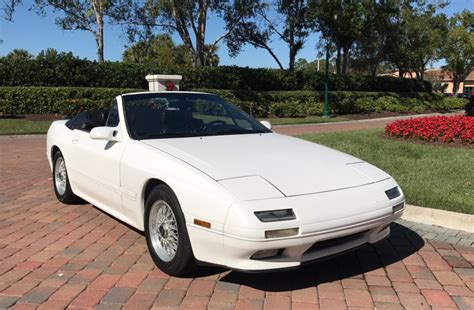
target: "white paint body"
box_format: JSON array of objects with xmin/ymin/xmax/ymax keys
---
[{"xmin": 46, "ymin": 91, "xmax": 405, "ymax": 271}]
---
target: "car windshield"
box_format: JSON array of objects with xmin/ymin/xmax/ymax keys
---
[{"xmin": 122, "ymin": 92, "xmax": 271, "ymax": 140}]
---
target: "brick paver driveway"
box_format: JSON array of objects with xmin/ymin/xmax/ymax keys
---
[{"xmin": 1, "ymin": 136, "xmax": 473, "ymax": 310}]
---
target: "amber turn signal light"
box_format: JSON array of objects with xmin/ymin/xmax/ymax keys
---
[{"xmin": 194, "ymin": 219, "xmax": 211, "ymax": 229}]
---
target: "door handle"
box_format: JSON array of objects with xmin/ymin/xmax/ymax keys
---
[{"xmin": 72, "ymin": 135, "xmax": 80, "ymax": 144}]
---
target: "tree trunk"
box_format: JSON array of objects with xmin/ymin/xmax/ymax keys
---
[
  {"xmin": 370, "ymin": 61, "xmax": 378, "ymax": 78},
  {"xmin": 288, "ymin": 25, "xmax": 295, "ymax": 72},
  {"xmin": 96, "ymin": 28, "xmax": 104, "ymax": 64},
  {"xmin": 336, "ymin": 48, "xmax": 341, "ymax": 74},
  {"xmin": 289, "ymin": 45, "xmax": 296, "ymax": 72},
  {"xmin": 265, "ymin": 46, "xmax": 285, "ymax": 70},
  {"xmin": 195, "ymin": 0, "xmax": 207, "ymax": 67},
  {"xmin": 341, "ymin": 46, "xmax": 349, "ymax": 75},
  {"xmin": 171, "ymin": 3, "xmax": 198, "ymax": 67},
  {"xmin": 452, "ymin": 79, "xmax": 460, "ymax": 95},
  {"xmin": 93, "ymin": 2, "xmax": 104, "ymax": 64},
  {"xmin": 195, "ymin": 42, "xmax": 204, "ymax": 67},
  {"xmin": 398, "ymin": 66, "xmax": 404, "ymax": 78}
]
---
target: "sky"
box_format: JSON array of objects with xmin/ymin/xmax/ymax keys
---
[{"xmin": 0, "ymin": 0, "xmax": 472, "ymax": 69}]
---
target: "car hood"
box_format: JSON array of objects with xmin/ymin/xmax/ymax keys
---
[{"xmin": 142, "ymin": 133, "xmax": 391, "ymax": 197}]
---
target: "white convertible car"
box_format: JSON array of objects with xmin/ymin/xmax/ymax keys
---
[{"xmin": 47, "ymin": 91, "xmax": 405, "ymax": 276}]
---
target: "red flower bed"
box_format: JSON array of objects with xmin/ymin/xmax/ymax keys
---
[{"xmin": 385, "ymin": 115, "xmax": 474, "ymax": 144}]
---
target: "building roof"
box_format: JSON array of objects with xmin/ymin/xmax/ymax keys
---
[{"xmin": 380, "ymin": 69, "xmax": 474, "ymax": 82}]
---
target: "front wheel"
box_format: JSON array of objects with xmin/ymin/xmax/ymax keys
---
[
  {"xmin": 145, "ymin": 184, "xmax": 196, "ymax": 276},
  {"xmin": 52, "ymin": 151, "xmax": 81, "ymax": 204}
]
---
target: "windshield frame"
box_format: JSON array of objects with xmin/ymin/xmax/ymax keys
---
[{"xmin": 121, "ymin": 92, "xmax": 271, "ymax": 140}]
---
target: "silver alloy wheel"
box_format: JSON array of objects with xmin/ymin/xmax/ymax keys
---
[
  {"xmin": 54, "ymin": 157, "xmax": 67, "ymax": 195},
  {"xmin": 149, "ymin": 200, "xmax": 179, "ymax": 262}
]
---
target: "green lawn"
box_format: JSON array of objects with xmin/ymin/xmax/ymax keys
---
[
  {"xmin": 301, "ymin": 129, "xmax": 474, "ymax": 214},
  {"xmin": 259, "ymin": 116, "xmax": 349, "ymax": 126},
  {"xmin": 0, "ymin": 119, "xmax": 52, "ymax": 135},
  {"xmin": 0, "ymin": 115, "xmax": 349, "ymax": 135}
]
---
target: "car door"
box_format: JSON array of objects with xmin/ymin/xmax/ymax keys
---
[{"xmin": 68, "ymin": 102, "xmax": 125, "ymax": 214}]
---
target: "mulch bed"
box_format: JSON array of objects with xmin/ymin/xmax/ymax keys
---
[
  {"xmin": 0, "ymin": 114, "xmax": 64, "ymax": 121},
  {"xmin": 341, "ymin": 110, "xmax": 441, "ymax": 120},
  {"xmin": 381, "ymin": 132, "xmax": 474, "ymax": 149}
]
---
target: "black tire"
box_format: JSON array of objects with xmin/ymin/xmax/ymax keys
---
[
  {"xmin": 52, "ymin": 151, "xmax": 81, "ymax": 204},
  {"xmin": 144, "ymin": 184, "xmax": 197, "ymax": 276}
]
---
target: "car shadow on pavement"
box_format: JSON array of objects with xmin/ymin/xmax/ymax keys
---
[
  {"xmin": 218, "ymin": 223, "xmax": 425, "ymax": 292},
  {"xmin": 90, "ymin": 204, "xmax": 424, "ymax": 288}
]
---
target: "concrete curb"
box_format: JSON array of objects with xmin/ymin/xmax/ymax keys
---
[
  {"xmin": 273, "ymin": 111, "xmax": 464, "ymax": 128},
  {"xmin": 402, "ymin": 204, "xmax": 474, "ymax": 233}
]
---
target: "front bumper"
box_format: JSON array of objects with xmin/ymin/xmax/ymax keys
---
[{"xmin": 187, "ymin": 178, "xmax": 405, "ymax": 271}]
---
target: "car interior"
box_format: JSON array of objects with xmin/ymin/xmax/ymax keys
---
[
  {"xmin": 126, "ymin": 105, "xmax": 205, "ymax": 137},
  {"xmin": 65, "ymin": 94, "xmax": 260, "ymax": 140},
  {"xmin": 65, "ymin": 110, "xmax": 109, "ymax": 132}
]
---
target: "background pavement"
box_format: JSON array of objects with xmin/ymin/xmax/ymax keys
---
[
  {"xmin": 1, "ymin": 136, "xmax": 473, "ymax": 309},
  {"xmin": 272, "ymin": 112, "xmax": 463, "ymax": 136}
]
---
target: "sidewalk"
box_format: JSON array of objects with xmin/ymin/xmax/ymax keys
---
[
  {"xmin": 0, "ymin": 136, "xmax": 473, "ymax": 309},
  {"xmin": 273, "ymin": 112, "xmax": 462, "ymax": 136}
]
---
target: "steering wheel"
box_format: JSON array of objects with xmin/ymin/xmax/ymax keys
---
[{"xmin": 203, "ymin": 120, "xmax": 228, "ymax": 132}]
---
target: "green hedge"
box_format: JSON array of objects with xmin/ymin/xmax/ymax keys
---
[
  {"xmin": 196, "ymin": 89, "xmax": 466, "ymax": 117},
  {"xmin": 0, "ymin": 87, "xmax": 141, "ymax": 116},
  {"xmin": 0, "ymin": 54, "xmax": 431, "ymax": 92},
  {"xmin": 1, "ymin": 86, "xmax": 464, "ymax": 118}
]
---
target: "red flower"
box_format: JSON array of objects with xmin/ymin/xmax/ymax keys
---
[
  {"xmin": 166, "ymin": 81, "xmax": 175, "ymax": 91},
  {"xmin": 385, "ymin": 115, "xmax": 473, "ymax": 145}
]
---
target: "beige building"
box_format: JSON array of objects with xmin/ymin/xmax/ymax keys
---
[
  {"xmin": 441, "ymin": 71, "xmax": 474, "ymax": 95},
  {"xmin": 382, "ymin": 69, "xmax": 474, "ymax": 96}
]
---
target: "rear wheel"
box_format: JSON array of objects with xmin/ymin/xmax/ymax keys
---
[
  {"xmin": 52, "ymin": 151, "xmax": 81, "ymax": 204},
  {"xmin": 145, "ymin": 184, "xmax": 196, "ymax": 276}
]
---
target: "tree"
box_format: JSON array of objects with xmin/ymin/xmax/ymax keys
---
[
  {"xmin": 405, "ymin": 4, "xmax": 447, "ymax": 81},
  {"xmin": 385, "ymin": 14, "xmax": 414, "ymax": 78},
  {"xmin": 294, "ymin": 57, "xmax": 335, "ymax": 73},
  {"xmin": 123, "ymin": 0, "xmax": 234, "ymax": 67},
  {"xmin": 1, "ymin": 0, "xmax": 21, "ymax": 20},
  {"xmin": 4, "ymin": 48, "xmax": 33, "ymax": 60},
  {"xmin": 226, "ymin": 0, "xmax": 310, "ymax": 72},
  {"xmin": 441, "ymin": 10, "xmax": 474, "ymax": 95},
  {"xmin": 386, "ymin": 1, "xmax": 447, "ymax": 80},
  {"xmin": 308, "ymin": 0, "xmax": 364, "ymax": 75},
  {"xmin": 123, "ymin": 34, "xmax": 219, "ymax": 67},
  {"xmin": 353, "ymin": 1, "xmax": 399, "ymax": 78},
  {"xmin": 33, "ymin": 0, "xmax": 127, "ymax": 63},
  {"xmin": 225, "ymin": 1, "xmax": 284, "ymax": 69},
  {"xmin": 123, "ymin": 34, "xmax": 179, "ymax": 65}
]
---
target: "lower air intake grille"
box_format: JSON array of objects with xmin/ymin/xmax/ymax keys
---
[{"xmin": 307, "ymin": 230, "xmax": 369, "ymax": 252}]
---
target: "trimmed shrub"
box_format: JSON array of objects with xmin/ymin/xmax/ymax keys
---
[
  {"xmin": 0, "ymin": 87, "xmax": 464, "ymax": 118},
  {"xmin": 198, "ymin": 89, "xmax": 454, "ymax": 117},
  {"xmin": 302, "ymin": 71, "xmax": 432, "ymax": 93},
  {"xmin": 0, "ymin": 87, "xmax": 141, "ymax": 116},
  {"xmin": 0, "ymin": 54, "xmax": 432, "ymax": 92},
  {"xmin": 355, "ymin": 97, "xmax": 376, "ymax": 114},
  {"xmin": 270, "ymin": 101, "xmax": 306, "ymax": 118}
]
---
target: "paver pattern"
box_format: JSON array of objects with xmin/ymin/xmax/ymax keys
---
[
  {"xmin": 272, "ymin": 112, "xmax": 463, "ymax": 136},
  {"xmin": 1, "ymin": 136, "xmax": 473, "ymax": 310},
  {"xmin": 274, "ymin": 118, "xmax": 397, "ymax": 136},
  {"xmin": 399, "ymin": 219, "xmax": 474, "ymax": 248}
]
